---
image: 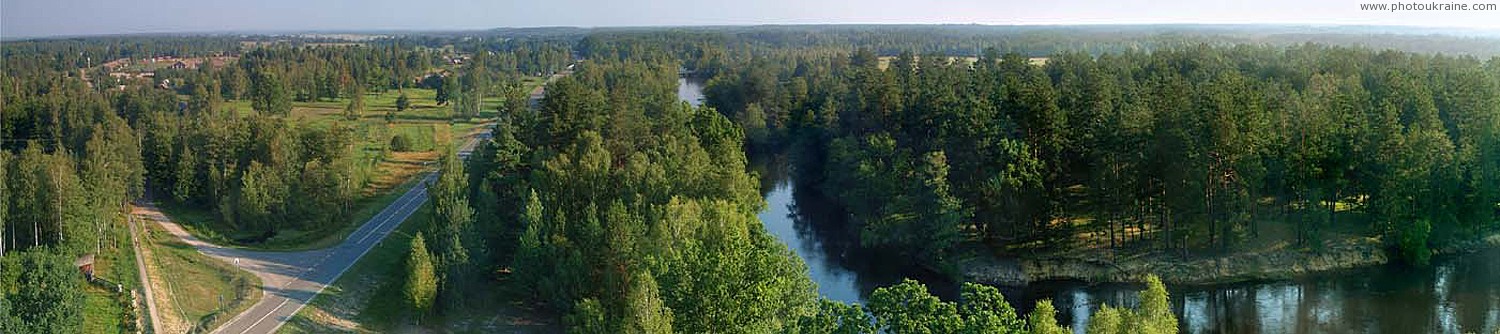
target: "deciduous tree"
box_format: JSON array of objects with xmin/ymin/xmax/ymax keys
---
[{"xmin": 404, "ymin": 232, "xmax": 438, "ymax": 322}]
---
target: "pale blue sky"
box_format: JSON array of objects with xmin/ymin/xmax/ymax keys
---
[{"xmin": 3, "ymin": 0, "xmax": 1498, "ymax": 38}]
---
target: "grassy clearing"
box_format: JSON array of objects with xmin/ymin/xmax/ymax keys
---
[
  {"xmin": 140, "ymin": 220, "xmax": 262, "ymax": 333},
  {"xmin": 280, "ymin": 204, "xmax": 555, "ymax": 334},
  {"xmin": 970, "ymin": 202, "xmax": 1392, "ymax": 285},
  {"xmin": 367, "ymin": 151, "xmax": 440, "ymax": 196},
  {"xmin": 874, "ymin": 56, "xmax": 1047, "ymax": 70},
  {"xmin": 89, "ymin": 223, "xmax": 143, "ymax": 290},
  {"xmin": 83, "ymin": 287, "xmax": 130, "ymax": 334},
  {"xmin": 226, "ymin": 87, "xmax": 503, "ymax": 121},
  {"xmin": 78, "ymin": 215, "xmax": 145, "ymax": 334}
]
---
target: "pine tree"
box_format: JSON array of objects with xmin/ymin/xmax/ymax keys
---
[{"xmin": 435, "ymin": 75, "xmax": 454, "ymax": 105}]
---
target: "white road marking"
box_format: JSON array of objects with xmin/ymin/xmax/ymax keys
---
[{"xmin": 195, "ymin": 135, "xmax": 488, "ymax": 334}]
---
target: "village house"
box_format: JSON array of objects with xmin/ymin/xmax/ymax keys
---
[{"xmin": 74, "ymin": 254, "xmax": 95, "ymax": 280}]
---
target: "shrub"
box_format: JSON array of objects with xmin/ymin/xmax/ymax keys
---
[
  {"xmin": 390, "ymin": 134, "xmax": 414, "ymax": 152},
  {"xmin": 1398, "ymin": 219, "xmax": 1432, "ymax": 266}
]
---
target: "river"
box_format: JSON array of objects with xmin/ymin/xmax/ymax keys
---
[
  {"xmin": 680, "ymin": 77, "xmax": 1500, "ymax": 334},
  {"xmin": 678, "ymin": 77, "xmax": 706, "ymax": 107}
]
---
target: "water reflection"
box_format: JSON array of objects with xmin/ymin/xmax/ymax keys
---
[
  {"xmin": 755, "ymin": 169, "xmax": 1500, "ymax": 333},
  {"xmin": 677, "ymin": 78, "xmax": 705, "ymax": 107},
  {"xmin": 758, "ymin": 176, "xmax": 863, "ymax": 302}
]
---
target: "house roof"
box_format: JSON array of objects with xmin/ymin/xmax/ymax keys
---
[{"xmin": 74, "ymin": 254, "xmax": 95, "ymax": 266}]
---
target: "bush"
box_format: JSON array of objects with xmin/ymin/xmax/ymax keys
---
[
  {"xmin": 390, "ymin": 134, "xmax": 414, "ymax": 152},
  {"xmin": 1398, "ymin": 219, "xmax": 1432, "ymax": 266},
  {"xmin": 396, "ymin": 92, "xmax": 411, "ymax": 111}
]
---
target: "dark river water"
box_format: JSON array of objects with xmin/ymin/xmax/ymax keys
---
[{"xmin": 682, "ymin": 78, "xmax": 1500, "ymax": 334}]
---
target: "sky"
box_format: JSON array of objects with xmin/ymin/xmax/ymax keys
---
[{"xmin": 3, "ymin": 0, "xmax": 1499, "ymax": 38}]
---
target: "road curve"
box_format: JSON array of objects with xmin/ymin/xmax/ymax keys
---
[{"xmin": 136, "ymin": 130, "xmax": 488, "ymax": 334}]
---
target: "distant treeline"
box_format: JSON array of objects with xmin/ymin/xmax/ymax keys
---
[{"xmin": 2, "ymin": 25, "xmax": 1498, "ymax": 333}]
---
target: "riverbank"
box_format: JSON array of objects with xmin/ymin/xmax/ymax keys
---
[{"xmin": 962, "ymin": 232, "xmax": 1500, "ymax": 286}]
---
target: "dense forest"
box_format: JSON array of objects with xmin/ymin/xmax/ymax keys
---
[
  {"xmin": 2, "ymin": 25, "xmax": 1498, "ymax": 333},
  {"xmin": 444, "ymin": 53, "xmax": 1177, "ymax": 333},
  {"xmin": 700, "ymin": 44, "xmax": 1500, "ymax": 270}
]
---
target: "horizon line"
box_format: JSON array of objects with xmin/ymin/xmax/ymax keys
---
[{"xmin": 6, "ymin": 22, "xmax": 1500, "ymax": 42}]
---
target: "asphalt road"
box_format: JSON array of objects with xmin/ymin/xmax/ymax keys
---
[{"xmin": 138, "ymin": 130, "xmax": 488, "ymax": 334}]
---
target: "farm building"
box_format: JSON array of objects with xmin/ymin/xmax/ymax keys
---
[{"xmin": 74, "ymin": 254, "xmax": 95, "ymax": 280}]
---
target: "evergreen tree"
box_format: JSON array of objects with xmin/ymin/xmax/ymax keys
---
[{"xmin": 435, "ymin": 75, "xmax": 455, "ymax": 105}]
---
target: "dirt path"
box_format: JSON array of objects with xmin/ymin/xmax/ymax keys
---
[
  {"xmin": 132, "ymin": 214, "xmax": 192, "ymax": 333},
  {"xmin": 128, "ymin": 215, "xmax": 162, "ymax": 333}
]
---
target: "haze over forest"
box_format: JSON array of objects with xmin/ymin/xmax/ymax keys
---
[{"xmin": 5, "ymin": 0, "xmax": 1500, "ymax": 38}]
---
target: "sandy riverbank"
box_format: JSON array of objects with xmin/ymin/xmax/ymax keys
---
[{"xmin": 962, "ymin": 233, "xmax": 1500, "ymax": 286}]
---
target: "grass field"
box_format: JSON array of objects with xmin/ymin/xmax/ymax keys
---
[
  {"xmin": 140, "ymin": 220, "xmax": 262, "ymax": 333},
  {"xmin": 279, "ymin": 204, "xmax": 555, "ymax": 334},
  {"xmin": 78, "ymin": 216, "xmax": 145, "ymax": 334},
  {"xmin": 874, "ymin": 55, "xmax": 1047, "ymax": 70},
  {"xmin": 83, "ymin": 287, "xmax": 130, "ymax": 334}
]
